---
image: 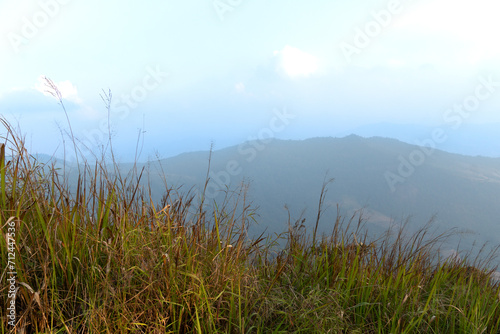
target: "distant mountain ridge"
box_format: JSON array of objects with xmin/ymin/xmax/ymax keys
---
[
  {"xmin": 134, "ymin": 135, "xmax": 500, "ymax": 254},
  {"xmin": 342, "ymin": 122, "xmax": 500, "ymax": 158},
  {"xmin": 40, "ymin": 135, "xmax": 500, "ymax": 256}
]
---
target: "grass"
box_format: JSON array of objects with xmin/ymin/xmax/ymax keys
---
[{"xmin": 1, "ymin": 93, "xmax": 500, "ymax": 332}]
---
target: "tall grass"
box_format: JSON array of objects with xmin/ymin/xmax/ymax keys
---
[{"xmin": 1, "ymin": 103, "xmax": 500, "ymax": 332}]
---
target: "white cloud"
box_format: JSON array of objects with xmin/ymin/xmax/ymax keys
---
[
  {"xmin": 31, "ymin": 76, "xmax": 102, "ymax": 121},
  {"xmin": 392, "ymin": 0, "xmax": 500, "ymax": 65},
  {"xmin": 235, "ymin": 82, "xmax": 245, "ymax": 93},
  {"xmin": 274, "ymin": 45, "xmax": 319, "ymax": 78},
  {"xmin": 387, "ymin": 58, "xmax": 405, "ymax": 68},
  {"xmin": 34, "ymin": 76, "xmax": 82, "ymax": 104}
]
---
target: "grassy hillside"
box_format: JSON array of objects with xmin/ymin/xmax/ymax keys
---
[{"xmin": 1, "ymin": 120, "xmax": 500, "ymax": 333}]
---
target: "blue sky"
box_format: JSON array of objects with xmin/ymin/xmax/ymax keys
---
[{"xmin": 1, "ymin": 0, "xmax": 499, "ymax": 161}]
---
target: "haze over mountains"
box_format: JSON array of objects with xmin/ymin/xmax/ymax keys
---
[
  {"xmin": 344, "ymin": 122, "xmax": 500, "ymax": 158},
  {"xmin": 121, "ymin": 135, "xmax": 500, "ymax": 255},
  {"xmin": 35, "ymin": 133, "xmax": 500, "ymax": 258}
]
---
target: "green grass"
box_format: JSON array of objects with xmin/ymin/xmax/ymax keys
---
[{"xmin": 1, "ymin": 113, "xmax": 500, "ymax": 333}]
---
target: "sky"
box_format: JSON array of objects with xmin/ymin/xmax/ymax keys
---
[{"xmin": 1, "ymin": 0, "xmax": 500, "ymax": 161}]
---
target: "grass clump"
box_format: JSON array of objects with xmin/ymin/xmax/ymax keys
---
[{"xmin": 1, "ymin": 115, "xmax": 500, "ymax": 333}]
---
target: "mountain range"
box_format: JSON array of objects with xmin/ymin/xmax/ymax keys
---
[
  {"xmin": 37, "ymin": 135, "xmax": 500, "ymax": 259},
  {"xmin": 127, "ymin": 135, "xmax": 500, "ymax": 257},
  {"xmin": 343, "ymin": 122, "xmax": 500, "ymax": 157}
]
